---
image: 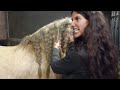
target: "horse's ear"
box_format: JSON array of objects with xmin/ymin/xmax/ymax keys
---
[
  {"xmin": 64, "ymin": 17, "xmax": 72, "ymax": 28},
  {"xmin": 66, "ymin": 17, "xmax": 72, "ymax": 24}
]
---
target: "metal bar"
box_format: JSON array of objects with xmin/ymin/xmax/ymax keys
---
[
  {"xmin": 6, "ymin": 11, "xmax": 10, "ymax": 46},
  {"xmin": 118, "ymin": 11, "xmax": 120, "ymax": 50}
]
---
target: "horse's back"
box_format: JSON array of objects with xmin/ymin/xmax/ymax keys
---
[{"xmin": 0, "ymin": 45, "xmax": 39, "ymax": 79}]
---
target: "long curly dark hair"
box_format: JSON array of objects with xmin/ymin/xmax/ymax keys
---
[{"xmin": 71, "ymin": 11, "xmax": 119, "ymax": 79}]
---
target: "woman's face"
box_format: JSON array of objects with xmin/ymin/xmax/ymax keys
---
[{"xmin": 71, "ymin": 11, "xmax": 89, "ymax": 38}]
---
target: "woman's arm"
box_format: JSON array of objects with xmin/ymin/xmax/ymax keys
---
[{"xmin": 51, "ymin": 43, "xmax": 80, "ymax": 74}]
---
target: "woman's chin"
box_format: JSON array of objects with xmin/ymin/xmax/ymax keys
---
[{"xmin": 74, "ymin": 34, "xmax": 80, "ymax": 38}]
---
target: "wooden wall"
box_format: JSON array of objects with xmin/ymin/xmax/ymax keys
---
[
  {"xmin": 0, "ymin": 11, "xmax": 7, "ymax": 40},
  {"xmin": 0, "ymin": 11, "xmax": 8, "ymax": 46}
]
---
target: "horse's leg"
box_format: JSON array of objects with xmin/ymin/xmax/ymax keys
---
[{"xmin": 40, "ymin": 53, "xmax": 50, "ymax": 79}]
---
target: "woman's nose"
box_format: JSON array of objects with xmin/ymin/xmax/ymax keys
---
[{"xmin": 71, "ymin": 21, "xmax": 76, "ymax": 28}]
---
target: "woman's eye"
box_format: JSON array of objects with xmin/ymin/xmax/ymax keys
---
[{"xmin": 75, "ymin": 17, "xmax": 80, "ymax": 20}]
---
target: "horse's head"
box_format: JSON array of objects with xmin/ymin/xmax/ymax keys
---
[{"xmin": 52, "ymin": 17, "xmax": 73, "ymax": 58}]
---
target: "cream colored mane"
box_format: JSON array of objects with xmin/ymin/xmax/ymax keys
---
[
  {"xmin": 19, "ymin": 17, "xmax": 72, "ymax": 79},
  {"xmin": 0, "ymin": 17, "xmax": 73, "ymax": 79}
]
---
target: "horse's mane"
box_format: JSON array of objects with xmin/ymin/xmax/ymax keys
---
[
  {"xmin": 0, "ymin": 17, "xmax": 73, "ymax": 79},
  {"xmin": 20, "ymin": 17, "xmax": 72, "ymax": 45},
  {"xmin": 19, "ymin": 17, "xmax": 72, "ymax": 68}
]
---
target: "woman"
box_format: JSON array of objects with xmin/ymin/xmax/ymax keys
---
[{"xmin": 51, "ymin": 11, "xmax": 119, "ymax": 79}]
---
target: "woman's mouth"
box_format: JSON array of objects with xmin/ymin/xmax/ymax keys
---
[{"xmin": 73, "ymin": 29, "xmax": 79, "ymax": 33}]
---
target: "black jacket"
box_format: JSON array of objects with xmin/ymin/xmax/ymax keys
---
[{"xmin": 51, "ymin": 43, "xmax": 90, "ymax": 79}]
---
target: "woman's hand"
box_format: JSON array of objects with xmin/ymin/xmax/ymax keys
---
[{"xmin": 54, "ymin": 40, "xmax": 61, "ymax": 50}]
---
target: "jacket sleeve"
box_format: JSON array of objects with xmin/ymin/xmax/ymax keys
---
[{"xmin": 51, "ymin": 43, "xmax": 80, "ymax": 74}]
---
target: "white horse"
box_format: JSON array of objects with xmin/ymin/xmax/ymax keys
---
[{"xmin": 0, "ymin": 17, "xmax": 73, "ymax": 79}]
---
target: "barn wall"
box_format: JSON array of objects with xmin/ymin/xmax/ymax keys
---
[
  {"xmin": 0, "ymin": 11, "xmax": 8, "ymax": 46},
  {"xmin": 0, "ymin": 11, "xmax": 7, "ymax": 40},
  {"xmin": 7, "ymin": 11, "xmax": 71, "ymax": 45}
]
